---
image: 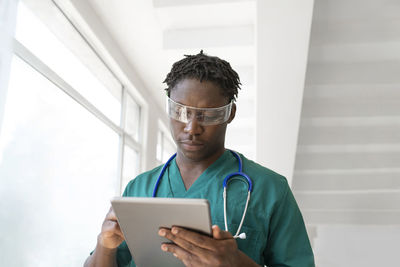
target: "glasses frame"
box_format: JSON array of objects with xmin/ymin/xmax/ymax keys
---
[{"xmin": 167, "ymin": 97, "xmax": 233, "ymax": 126}]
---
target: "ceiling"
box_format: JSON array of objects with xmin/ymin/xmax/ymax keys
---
[{"xmin": 87, "ymin": 0, "xmax": 256, "ymax": 109}]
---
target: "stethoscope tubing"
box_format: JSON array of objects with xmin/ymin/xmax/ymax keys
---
[
  {"xmin": 152, "ymin": 150, "xmax": 252, "ymax": 239},
  {"xmin": 152, "ymin": 153, "xmax": 176, "ymax": 198}
]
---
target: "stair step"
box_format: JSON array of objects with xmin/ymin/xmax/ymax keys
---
[
  {"xmin": 298, "ymin": 124, "xmax": 400, "ymax": 145},
  {"xmin": 313, "ymin": 0, "xmax": 400, "ymax": 22},
  {"xmin": 306, "ymin": 61, "xmax": 400, "ymax": 84},
  {"xmin": 293, "ymin": 169, "xmax": 400, "ymax": 191},
  {"xmin": 301, "ymin": 209, "xmax": 400, "ymax": 225},
  {"xmin": 294, "ymin": 191, "xmax": 400, "ymax": 210},
  {"xmin": 303, "ymin": 84, "xmax": 400, "ymax": 98},
  {"xmin": 301, "ymin": 96, "xmax": 400, "ymax": 117},
  {"xmin": 295, "ymin": 150, "xmax": 400, "ymax": 170},
  {"xmin": 300, "ymin": 116, "xmax": 400, "ymax": 127},
  {"xmin": 310, "ymin": 19, "xmax": 400, "ymax": 44},
  {"xmin": 309, "ymin": 42, "xmax": 400, "ymax": 63}
]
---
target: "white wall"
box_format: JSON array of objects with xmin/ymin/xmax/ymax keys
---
[{"xmin": 256, "ymin": 0, "xmax": 314, "ymax": 185}]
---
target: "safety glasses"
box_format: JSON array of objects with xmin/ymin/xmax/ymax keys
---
[{"xmin": 167, "ymin": 97, "xmax": 232, "ymax": 126}]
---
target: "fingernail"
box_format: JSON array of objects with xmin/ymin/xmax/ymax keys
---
[
  {"xmin": 161, "ymin": 244, "xmax": 168, "ymax": 251},
  {"xmin": 171, "ymin": 227, "xmax": 178, "ymax": 234},
  {"xmin": 159, "ymin": 229, "xmax": 166, "ymax": 236},
  {"xmin": 173, "ymin": 253, "xmax": 178, "ymax": 258}
]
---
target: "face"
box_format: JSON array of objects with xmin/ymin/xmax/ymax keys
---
[{"xmin": 169, "ymin": 78, "xmax": 236, "ymax": 162}]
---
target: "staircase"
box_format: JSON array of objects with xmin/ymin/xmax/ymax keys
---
[{"xmin": 292, "ymin": 0, "xmax": 400, "ymax": 266}]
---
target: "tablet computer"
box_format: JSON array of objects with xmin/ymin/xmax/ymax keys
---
[{"xmin": 111, "ymin": 197, "xmax": 212, "ymax": 267}]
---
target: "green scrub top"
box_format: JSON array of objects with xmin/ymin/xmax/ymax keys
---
[{"xmin": 115, "ymin": 150, "xmax": 315, "ymax": 267}]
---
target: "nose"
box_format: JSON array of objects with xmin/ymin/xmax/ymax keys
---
[{"xmin": 184, "ymin": 117, "xmax": 203, "ymax": 135}]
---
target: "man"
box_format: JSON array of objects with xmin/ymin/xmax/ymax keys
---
[{"xmin": 85, "ymin": 51, "xmax": 315, "ymax": 267}]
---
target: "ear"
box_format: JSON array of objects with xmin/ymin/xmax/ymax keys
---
[{"xmin": 227, "ymin": 103, "xmax": 236, "ymax": 124}]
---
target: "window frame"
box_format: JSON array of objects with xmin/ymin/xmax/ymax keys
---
[
  {"xmin": 156, "ymin": 120, "xmax": 176, "ymax": 165},
  {"xmin": 12, "ymin": 0, "xmax": 145, "ymax": 195}
]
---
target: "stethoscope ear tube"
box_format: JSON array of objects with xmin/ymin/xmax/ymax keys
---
[
  {"xmin": 223, "ymin": 187, "xmax": 251, "ymax": 239},
  {"xmin": 222, "ymin": 151, "xmax": 253, "ymax": 239}
]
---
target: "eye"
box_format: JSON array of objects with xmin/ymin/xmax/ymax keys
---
[
  {"xmin": 172, "ymin": 106, "xmax": 184, "ymax": 118},
  {"xmin": 195, "ymin": 111, "xmax": 205, "ymax": 121},
  {"xmin": 186, "ymin": 109, "xmax": 193, "ymax": 118}
]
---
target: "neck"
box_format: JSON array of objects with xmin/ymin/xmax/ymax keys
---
[
  {"xmin": 176, "ymin": 147, "xmax": 225, "ymax": 169},
  {"xmin": 175, "ymin": 147, "xmax": 226, "ymax": 189}
]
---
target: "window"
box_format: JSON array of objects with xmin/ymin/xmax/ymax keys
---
[
  {"xmin": 120, "ymin": 89, "xmax": 141, "ymax": 192},
  {"xmin": 124, "ymin": 92, "xmax": 141, "ymax": 142},
  {"xmin": 121, "ymin": 143, "xmax": 140, "ymax": 192},
  {"xmin": 0, "ymin": 1, "xmax": 143, "ymax": 265},
  {"xmin": 156, "ymin": 122, "xmax": 176, "ymax": 165},
  {"xmin": 0, "ymin": 54, "xmax": 120, "ymax": 266},
  {"xmin": 15, "ymin": 2, "xmax": 122, "ymax": 125}
]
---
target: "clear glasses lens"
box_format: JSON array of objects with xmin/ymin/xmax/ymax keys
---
[{"xmin": 167, "ymin": 98, "xmax": 232, "ymax": 126}]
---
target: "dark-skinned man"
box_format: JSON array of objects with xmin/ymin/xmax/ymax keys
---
[{"xmin": 84, "ymin": 51, "xmax": 315, "ymax": 267}]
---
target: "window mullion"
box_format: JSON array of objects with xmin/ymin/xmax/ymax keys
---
[
  {"xmin": 117, "ymin": 86, "xmax": 128, "ymax": 195},
  {"xmin": 124, "ymin": 134, "xmax": 141, "ymax": 152}
]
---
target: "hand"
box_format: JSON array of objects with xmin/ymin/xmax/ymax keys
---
[
  {"xmin": 98, "ymin": 207, "xmax": 125, "ymax": 250},
  {"xmin": 158, "ymin": 225, "xmax": 256, "ymax": 267}
]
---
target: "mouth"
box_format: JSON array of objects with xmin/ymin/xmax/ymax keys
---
[{"xmin": 180, "ymin": 141, "xmax": 204, "ymax": 151}]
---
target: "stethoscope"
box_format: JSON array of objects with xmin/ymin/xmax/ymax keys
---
[{"xmin": 152, "ymin": 150, "xmax": 253, "ymax": 239}]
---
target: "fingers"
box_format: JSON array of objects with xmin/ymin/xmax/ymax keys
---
[
  {"xmin": 159, "ymin": 226, "xmax": 241, "ymax": 266},
  {"xmin": 105, "ymin": 207, "xmax": 118, "ymax": 221},
  {"xmin": 98, "ymin": 207, "xmax": 125, "ymax": 249},
  {"xmin": 212, "ymin": 225, "xmax": 233, "ymax": 240},
  {"xmin": 160, "ymin": 227, "xmax": 219, "ymax": 251},
  {"xmin": 102, "ymin": 207, "xmax": 123, "ymax": 235},
  {"xmin": 159, "ymin": 228, "xmax": 210, "ymax": 257},
  {"xmin": 102, "ymin": 219, "xmax": 124, "ymax": 238},
  {"xmin": 161, "ymin": 243, "xmax": 197, "ymax": 266},
  {"xmin": 158, "ymin": 226, "xmax": 234, "ymax": 251}
]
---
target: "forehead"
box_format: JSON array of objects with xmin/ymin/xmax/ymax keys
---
[{"xmin": 170, "ymin": 78, "xmax": 228, "ymax": 108}]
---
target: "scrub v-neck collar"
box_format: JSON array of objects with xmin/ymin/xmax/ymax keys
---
[{"xmin": 167, "ymin": 150, "xmax": 231, "ymax": 198}]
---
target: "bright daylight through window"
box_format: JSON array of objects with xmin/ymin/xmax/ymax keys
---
[
  {"xmin": 156, "ymin": 125, "xmax": 176, "ymax": 165},
  {"xmin": 0, "ymin": 1, "xmax": 141, "ymax": 265}
]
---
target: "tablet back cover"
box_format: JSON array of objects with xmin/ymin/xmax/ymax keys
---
[{"xmin": 111, "ymin": 197, "xmax": 212, "ymax": 267}]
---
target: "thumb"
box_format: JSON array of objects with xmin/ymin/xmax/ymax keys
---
[{"xmin": 212, "ymin": 225, "xmax": 233, "ymax": 240}]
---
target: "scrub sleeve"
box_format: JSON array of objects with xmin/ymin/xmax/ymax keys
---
[{"xmin": 263, "ymin": 184, "xmax": 315, "ymax": 266}]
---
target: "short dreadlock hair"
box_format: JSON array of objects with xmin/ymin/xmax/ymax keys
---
[{"xmin": 163, "ymin": 50, "xmax": 241, "ymax": 102}]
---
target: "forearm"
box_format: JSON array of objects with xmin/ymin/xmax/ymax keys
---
[{"xmin": 84, "ymin": 242, "xmax": 118, "ymax": 267}]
